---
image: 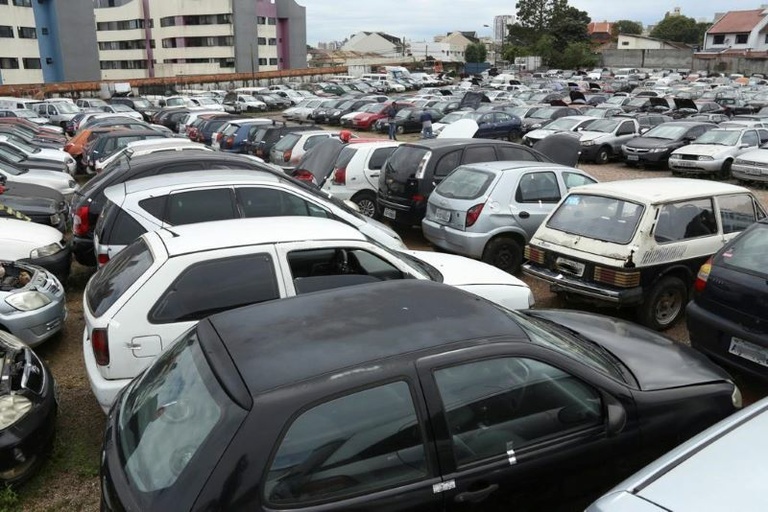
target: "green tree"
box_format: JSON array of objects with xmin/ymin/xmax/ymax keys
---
[
  {"xmin": 464, "ymin": 42, "xmax": 488, "ymax": 63},
  {"xmin": 612, "ymin": 20, "xmax": 643, "ymax": 36},
  {"xmin": 650, "ymin": 15, "xmax": 706, "ymax": 45},
  {"xmin": 551, "ymin": 5, "xmax": 591, "ymax": 52},
  {"xmin": 560, "ymin": 42, "xmax": 598, "ymax": 68}
]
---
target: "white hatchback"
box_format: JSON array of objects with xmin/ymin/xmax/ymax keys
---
[{"xmin": 83, "ymin": 216, "xmax": 534, "ymax": 412}]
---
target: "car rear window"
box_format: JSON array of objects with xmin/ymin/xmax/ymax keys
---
[
  {"xmin": 86, "ymin": 238, "xmax": 154, "ymax": 317},
  {"xmin": 717, "ymin": 224, "xmax": 768, "ymax": 275},
  {"xmin": 435, "ymin": 166, "xmax": 496, "ymax": 200},
  {"xmin": 273, "ymin": 133, "xmax": 300, "ymax": 151},
  {"xmin": 547, "ymin": 194, "xmax": 644, "ymax": 245},
  {"xmin": 384, "ymin": 146, "xmax": 430, "ymax": 181},
  {"xmin": 117, "ymin": 329, "xmax": 245, "ymax": 509}
]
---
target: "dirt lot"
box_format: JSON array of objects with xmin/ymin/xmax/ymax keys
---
[{"xmin": 12, "ymin": 136, "xmax": 768, "ymax": 511}]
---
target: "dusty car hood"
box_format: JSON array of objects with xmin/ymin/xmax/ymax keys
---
[
  {"xmin": 735, "ymin": 147, "xmax": 768, "ymax": 163},
  {"xmin": 525, "ymin": 128, "xmax": 558, "ymax": 139},
  {"xmin": 0, "ymin": 218, "xmax": 62, "ymax": 259},
  {"xmin": 625, "ymin": 137, "xmax": 677, "ymax": 149},
  {"xmin": 673, "ymin": 144, "xmax": 734, "ymax": 157},
  {"xmin": 406, "ymin": 250, "xmax": 528, "ymax": 287},
  {"xmin": 527, "ymin": 309, "xmax": 731, "ymax": 391},
  {"xmin": 578, "ymin": 131, "xmax": 612, "ymax": 142}
]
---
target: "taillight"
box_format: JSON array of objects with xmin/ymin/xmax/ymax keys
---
[
  {"xmin": 524, "ymin": 245, "xmax": 545, "ymax": 265},
  {"xmin": 283, "ymin": 150, "xmax": 292, "ymax": 162},
  {"xmin": 412, "ymin": 194, "xmax": 425, "ymax": 202},
  {"xmin": 332, "ymin": 167, "xmax": 346, "ymax": 185},
  {"xmin": 73, "ymin": 205, "xmax": 90, "ymax": 236},
  {"xmin": 97, "ymin": 253, "xmax": 110, "ymax": 266},
  {"xmin": 216, "ymin": 132, "xmax": 224, "ymax": 142},
  {"xmin": 694, "ymin": 257, "xmax": 713, "ymax": 293},
  {"xmin": 466, "ymin": 203, "xmax": 485, "ymax": 228},
  {"xmin": 293, "ymin": 170, "xmax": 315, "ymax": 184},
  {"xmin": 593, "ymin": 267, "xmax": 641, "ymax": 288},
  {"xmin": 91, "ymin": 328, "xmax": 109, "ymax": 366},
  {"xmin": 225, "ymin": 136, "xmax": 235, "ymax": 148}
]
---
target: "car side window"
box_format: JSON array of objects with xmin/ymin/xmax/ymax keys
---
[
  {"xmin": 368, "ymin": 147, "xmax": 396, "ymax": 170},
  {"xmin": 617, "ymin": 122, "xmax": 635, "ymax": 135},
  {"xmin": 139, "ymin": 196, "xmax": 166, "ymax": 220},
  {"xmin": 265, "ymin": 381, "xmax": 428, "ymax": 504},
  {"xmin": 462, "ymin": 146, "xmax": 497, "ymax": 166},
  {"xmin": 494, "ymin": 112, "xmax": 512, "ymax": 123},
  {"xmin": 562, "ymin": 172, "xmax": 596, "ymax": 190},
  {"xmin": 741, "ymin": 131, "xmax": 758, "ymax": 147},
  {"xmin": 287, "ymin": 247, "xmax": 404, "ymax": 292},
  {"xmin": 498, "ymin": 146, "xmax": 539, "ymax": 162},
  {"xmin": 434, "ymin": 357, "xmax": 602, "ymax": 466},
  {"xmin": 106, "ymin": 209, "xmax": 147, "ymax": 246},
  {"xmin": 165, "ymin": 188, "xmax": 236, "ymax": 226},
  {"xmin": 515, "ymin": 172, "xmax": 561, "ymax": 203},
  {"xmin": 434, "ymin": 149, "xmax": 462, "ymax": 177},
  {"xmin": 718, "ymin": 194, "xmax": 760, "ymax": 234},
  {"xmin": 654, "ymin": 198, "xmax": 717, "ymax": 242},
  {"xmin": 150, "ymin": 253, "xmax": 280, "ymax": 323},
  {"xmin": 757, "ymin": 129, "xmax": 768, "ymax": 144},
  {"xmin": 236, "ymin": 187, "xmax": 330, "ymax": 218}
]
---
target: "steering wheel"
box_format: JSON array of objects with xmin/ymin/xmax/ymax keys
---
[{"xmin": 332, "ymin": 249, "xmax": 351, "ymax": 274}]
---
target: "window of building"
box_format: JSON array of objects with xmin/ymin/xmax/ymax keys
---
[
  {"xmin": 99, "ymin": 60, "xmax": 149, "ymax": 70},
  {"xmin": 17, "ymin": 26, "xmax": 36, "ymax": 39},
  {"xmin": 735, "ymin": 33, "xmax": 749, "ymax": 44},
  {"xmin": 96, "ymin": 19, "xmax": 150, "ymax": 31},
  {"xmin": 257, "ymin": 37, "xmax": 267, "ymax": 45},
  {"xmin": 160, "ymin": 14, "xmax": 232, "ymax": 27},
  {"xmin": 713, "ymin": 34, "xmax": 725, "ymax": 45},
  {"xmin": 41, "ymin": 27, "xmax": 48, "ymax": 35},
  {"xmin": 162, "ymin": 36, "xmax": 233, "ymax": 48},
  {"xmin": 0, "ymin": 1, "xmax": 8, "ymax": 5},
  {"xmin": 258, "ymin": 58, "xmax": 267, "ymax": 65},
  {"xmin": 12, "ymin": 0, "xmax": 31, "ymax": 6},
  {"xmin": 621, "ymin": 41, "xmax": 629, "ymax": 46},
  {"xmin": 257, "ymin": 16, "xmax": 267, "ymax": 24},
  {"xmin": 267, "ymin": 17, "xmax": 276, "ymax": 25},
  {"xmin": 99, "ymin": 39, "xmax": 154, "ymax": 51},
  {"xmin": 0, "ymin": 58, "xmax": 19, "ymax": 69},
  {"xmin": 0, "ymin": 26, "xmax": 12, "ymax": 38},
  {"xmin": 268, "ymin": 38, "xmax": 277, "ymax": 45},
  {"xmin": 22, "ymin": 58, "xmax": 41, "ymax": 69},
  {"xmin": 269, "ymin": 58, "xmax": 278, "ymax": 65}
]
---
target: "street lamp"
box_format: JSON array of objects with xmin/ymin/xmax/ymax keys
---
[{"xmin": 483, "ymin": 24, "xmax": 497, "ymax": 67}]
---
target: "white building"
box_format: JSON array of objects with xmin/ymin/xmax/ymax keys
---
[
  {"xmin": 342, "ymin": 32, "xmax": 403, "ymax": 58},
  {"xmin": 703, "ymin": 8, "xmax": 768, "ymax": 52},
  {"xmin": 617, "ymin": 34, "xmax": 690, "ymax": 50},
  {"xmin": 0, "ymin": 1, "xmax": 44, "ymax": 85},
  {"xmin": 493, "ymin": 14, "xmax": 515, "ymax": 45}
]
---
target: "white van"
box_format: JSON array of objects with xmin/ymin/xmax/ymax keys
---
[
  {"xmin": 0, "ymin": 97, "xmax": 42, "ymax": 111},
  {"xmin": 361, "ymin": 73, "xmax": 388, "ymax": 83}
]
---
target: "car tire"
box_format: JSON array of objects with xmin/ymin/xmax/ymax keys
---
[
  {"xmin": 508, "ymin": 130, "xmax": 522, "ymax": 142},
  {"xmin": 482, "ymin": 236, "xmax": 523, "ymax": 274},
  {"xmin": 637, "ymin": 276, "xmax": 688, "ymax": 331},
  {"xmin": 719, "ymin": 159, "xmax": 732, "ymax": 180},
  {"xmin": 352, "ymin": 191, "xmax": 378, "ymax": 219},
  {"xmin": 595, "ymin": 146, "xmax": 611, "ymax": 165},
  {"xmin": 396, "ymin": 125, "xmax": 405, "ymax": 134}
]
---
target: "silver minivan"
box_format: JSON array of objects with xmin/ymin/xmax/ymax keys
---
[{"xmin": 421, "ymin": 161, "xmax": 596, "ymax": 273}]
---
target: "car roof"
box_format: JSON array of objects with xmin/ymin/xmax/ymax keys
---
[
  {"xmin": 125, "ymin": 151, "xmax": 263, "ymax": 170},
  {"xmin": 226, "ymin": 118, "xmax": 272, "ymax": 127},
  {"xmin": 122, "ymin": 138, "xmax": 201, "ymax": 151},
  {"xmin": 570, "ymin": 178, "xmax": 749, "ymax": 204},
  {"xmin": 155, "ymin": 216, "xmax": 365, "ymax": 257},
  {"xmin": 403, "ymin": 138, "xmax": 517, "ymax": 149},
  {"xmin": 460, "ymin": 161, "xmax": 582, "ymax": 173},
  {"xmin": 115, "ymin": 168, "xmax": 279, "ymax": 197},
  {"xmin": 202, "ymin": 280, "xmax": 527, "ymax": 394}
]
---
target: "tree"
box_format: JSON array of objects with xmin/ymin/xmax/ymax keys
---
[
  {"xmin": 560, "ymin": 42, "xmax": 598, "ymax": 69},
  {"xmin": 515, "ymin": 0, "xmax": 566, "ymax": 32},
  {"xmin": 650, "ymin": 15, "xmax": 707, "ymax": 45},
  {"xmin": 464, "ymin": 42, "xmax": 488, "ymax": 63},
  {"xmin": 550, "ymin": 5, "xmax": 591, "ymax": 52},
  {"xmin": 612, "ymin": 20, "xmax": 643, "ymax": 36}
]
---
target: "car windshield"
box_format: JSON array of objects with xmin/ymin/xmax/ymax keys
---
[
  {"xmin": 693, "ymin": 129, "xmax": 740, "ymax": 145},
  {"xmin": 337, "ymin": 101, "xmax": 355, "ymax": 110},
  {"xmin": 717, "ymin": 224, "xmax": 768, "ymax": 275},
  {"xmin": 360, "ymin": 103, "xmax": 381, "ymax": 113},
  {"xmin": 14, "ymin": 110, "xmax": 37, "ymax": 119},
  {"xmin": 508, "ymin": 311, "xmax": 630, "ymax": 383},
  {"xmin": 547, "ymin": 193, "xmax": 644, "ymax": 244},
  {"xmin": 86, "ymin": 238, "xmax": 154, "ymax": 317},
  {"xmin": 0, "ymin": 145, "xmax": 23, "ymax": 163},
  {"xmin": 643, "ymin": 125, "xmax": 689, "ymax": 140},
  {"xmin": 196, "ymin": 98, "xmax": 218, "ymax": 106},
  {"xmin": 131, "ymin": 99, "xmax": 153, "ymax": 109},
  {"xmin": 395, "ymin": 109, "xmax": 412, "ymax": 119},
  {"xmin": 117, "ymin": 328, "xmax": 245, "ymax": 509},
  {"xmin": 0, "ymin": 162, "xmax": 22, "ymax": 175},
  {"xmin": 435, "ymin": 166, "xmax": 496, "ymax": 200},
  {"xmin": 585, "ymin": 119, "xmax": 620, "ymax": 133},
  {"xmin": 530, "ymin": 108, "xmax": 558, "ymax": 119},
  {"xmin": 111, "ymin": 104, "xmax": 133, "ymax": 112},
  {"xmin": 384, "ymin": 146, "xmax": 430, "ymax": 182},
  {"xmin": 628, "ymin": 98, "xmax": 648, "ymax": 106},
  {"xmin": 56, "ymin": 103, "xmax": 80, "ymax": 114},
  {"xmin": 8, "ymin": 137, "xmax": 38, "ymax": 153},
  {"xmin": 546, "ymin": 118, "xmax": 583, "ymax": 131},
  {"xmin": 440, "ymin": 112, "xmax": 467, "ymax": 124}
]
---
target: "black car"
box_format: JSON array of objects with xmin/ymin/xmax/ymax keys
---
[
  {"xmin": 378, "ymin": 139, "xmax": 549, "ymax": 226},
  {"xmin": 326, "ymin": 99, "xmax": 377, "ymax": 125},
  {"xmin": 70, "ymin": 152, "xmax": 270, "ymax": 266},
  {"xmin": 520, "ymin": 106, "xmax": 581, "ymax": 134},
  {"xmin": 101, "ymin": 280, "xmax": 740, "ymax": 512},
  {"xmin": 109, "ymin": 97, "xmax": 160, "ymax": 122},
  {"xmin": 245, "ymin": 123, "xmax": 317, "ymax": 162},
  {"xmin": 384, "ymin": 107, "xmax": 444, "ymax": 135},
  {"xmin": 310, "ymin": 99, "xmax": 347, "ymax": 124},
  {"xmin": 688, "ymin": 217, "xmax": 768, "ymax": 381},
  {"xmin": 621, "ymin": 121, "xmax": 716, "ymax": 167},
  {"xmin": 0, "ymin": 178, "xmax": 68, "ymax": 231}
]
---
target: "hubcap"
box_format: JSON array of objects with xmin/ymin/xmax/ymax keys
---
[
  {"xmin": 356, "ymin": 198, "xmax": 376, "ymax": 217},
  {"xmin": 655, "ymin": 290, "xmax": 682, "ymax": 325}
]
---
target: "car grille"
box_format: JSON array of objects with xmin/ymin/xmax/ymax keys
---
[
  {"xmin": 624, "ymin": 147, "xmax": 649, "ymax": 154},
  {"xmin": 736, "ymin": 160, "xmax": 767, "ymax": 168},
  {"xmin": 680, "ymin": 154, "xmax": 699, "ymax": 161}
]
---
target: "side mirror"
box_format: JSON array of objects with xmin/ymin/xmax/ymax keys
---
[
  {"xmin": 640, "ymin": 128, "xmax": 649, "ymax": 134},
  {"xmin": 739, "ymin": 143, "xmax": 750, "ymax": 149},
  {"xmin": 603, "ymin": 392, "xmax": 627, "ymax": 437}
]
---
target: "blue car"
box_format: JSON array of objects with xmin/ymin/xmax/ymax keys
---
[
  {"xmin": 461, "ymin": 110, "xmax": 523, "ymax": 140},
  {"xmin": 216, "ymin": 119, "xmax": 274, "ymax": 153}
]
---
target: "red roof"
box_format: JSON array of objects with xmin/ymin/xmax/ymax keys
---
[
  {"xmin": 708, "ymin": 9, "xmax": 765, "ymax": 34},
  {"xmin": 588, "ymin": 21, "xmax": 613, "ymax": 35}
]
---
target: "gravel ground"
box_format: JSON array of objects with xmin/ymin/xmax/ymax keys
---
[{"xmin": 13, "ymin": 128, "xmax": 768, "ymax": 510}]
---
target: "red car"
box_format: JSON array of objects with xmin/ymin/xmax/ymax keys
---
[{"xmin": 352, "ymin": 101, "xmax": 412, "ymax": 130}]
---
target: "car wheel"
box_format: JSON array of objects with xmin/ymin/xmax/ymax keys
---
[
  {"xmin": 396, "ymin": 125, "xmax": 405, "ymax": 134},
  {"xmin": 352, "ymin": 191, "xmax": 378, "ymax": 219},
  {"xmin": 719, "ymin": 159, "xmax": 732, "ymax": 180},
  {"xmin": 508, "ymin": 130, "xmax": 522, "ymax": 142},
  {"xmin": 637, "ymin": 276, "xmax": 688, "ymax": 331},
  {"xmin": 595, "ymin": 146, "xmax": 611, "ymax": 165},
  {"xmin": 482, "ymin": 236, "xmax": 523, "ymax": 274}
]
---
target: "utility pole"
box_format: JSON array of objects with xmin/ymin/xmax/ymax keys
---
[{"xmin": 250, "ymin": 43, "xmax": 256, "ymax": 86}]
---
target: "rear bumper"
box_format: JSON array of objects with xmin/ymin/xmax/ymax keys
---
[
  {"xmin": 421, "ymin": 218, "xmax": 486, "ymax": 258},
  {"xmin": 377, "ymin": 196, "xmax": 425, "ymax": 226},
  {"xmin": 72, "ymin": 236, "xmax": 96, "ymax": 267},
  {"xmin": 522, "ymin": 263, "xmax": 644, "ymax": 306}
]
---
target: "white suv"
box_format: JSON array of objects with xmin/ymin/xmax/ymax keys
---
[
  {"xmin": 323, "ymin": 141, "xmax": 401, "ymax": 217},
  {"xmin": 83, "ymin": 216, "xmax": 534, "ymax": 412}
]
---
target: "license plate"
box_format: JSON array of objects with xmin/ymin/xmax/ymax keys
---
[
  {"xmin": 674, "ymin": 160, "xmax": 696, "ymax": 167},
  {"xmin": 729, "ymin": 337, "xmax": 768, "ymax": 367},
  {"xmin": 744, "ymin": 168, "xmax": 762, "ymax": 176},
  {"xmin": 555, "ymin": 257, "xmax": 585, "ymax": 277},
  {"xmin": 435, "ymin": 207, "xmax": 451, "ymax": 223},
  {"xmin": 383, "ymin": 208, "xmax": 396, "ymax": 220},
  {"xmin": 626, "ymin": 155, "xmax": 639, "ymax": 161}
]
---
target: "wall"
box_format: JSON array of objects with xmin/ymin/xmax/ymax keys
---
[
  {"xmin": 277, "ymin": 0, "xmax": 307, "ymax": 69},
  {"xmin": 232, "ymin": 0, "xmax": 259, "ymax": 74},
  {"xmin": 601, "ymin": 49, "xmax": 695, "ymax": 69},
  {"xmin": 693, "ymin": 55, "xmax": 768, "ymax": 75}
]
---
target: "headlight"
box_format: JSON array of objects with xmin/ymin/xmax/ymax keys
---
[
  {"xmin": 0, "ymin": 395, "xmax": 32, "ymax": 430},
  {"xmin": 531, "ymin": 123, "xmax": 542, "ymax": 129},
  {"xmin": 30, "ymin": 242, "xmax": 61, "ymax": 259},
  {"xmin": 621, "ymin": 145, "xmax": 628, "ymax": 152},
  {"xmin": 651, "ymin": 147, "xmax": 667, "ymax": 153},
  {"xmin": 66, "ymin": 156, "xmax": 75, "ymax": 164},
  {"xmin": 68, "ymin": 180, "xmax": 76, "ymax": 189},
  {"xmin": 6, "ymin": 291, "xmax": 51, "ymax": 311},
  {"xmin": 731, "ymin": 384, "xmax": 743, "ymax": 409},
  {"xmin": 698, "ymin": 156, "xmax": 714, "ymax": 161},
  {"xmin": 49, "ymin": 213, "xmax": 61, "ymax": 225},
  {"xmin": 333, "ymin": 110, "xmax": 340, "ymax": 116},
  {"xmin": 581, "ymin": 140, "xmax": 595, "ymax": 146}
]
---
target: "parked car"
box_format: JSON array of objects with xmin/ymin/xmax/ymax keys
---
[
  {"xmin": 83, "ymin": 129, "xmax": 169, "ymax": 173},
  {"xmin": 384, "ymin": 108, "xmax": 445, "ymax": 135},
  {"xmin": 309, "ymin": 99, "xmax": 347, "ymax": 123},
  {"xmin": 324, "ymin": 141, "xmax": 401, "ymax": 217},
  {"xmin": 378, "ymin": 139, "xmax": 550, "ymax": 227},
  {"xmin": 0, "ymin": 217, "xmax": 70, "ymax": 283},
  {"xmin": 0, "ymin": 330, "xmax": 57, "ymax": 484},
  {"xmin": 0, "ymin": 118, "xmax": 65, "ymax": 139},
  {"xmin": 33, "ymin": 101, "xmax": 81, "ymax": 129},
  {"xmin": 221, "ymin": 92, "xmax": 268, "ymax": 113},
  {"xmin": 578, "ymin": 118, "xmax": 642, "ymax": 164},
  {"xmin": 0, "ymin": 161, "xmax": 78, "ymax": 201},
  {"xmin": 69, "ymin": 152, "xmax": 278, "ymax": 267},
  {"xmin": 523, "ymin": 178, "xmax": 765, "ymax": 330},
  {"xmin": 326, "ymin": 99, "xmax": 377, "ymax": 125},
  {"xmin": 687, "ymin": 216, "xmax": 768, "ymax": 380},
  {"xmin": 109, "ymin": 97, "xmax": 159, "ymax": 122},
  {"xmin": 0, "ymin": 109, "xmax": 49, "ymax": 126},
  {"xmin": 423, "ymin": 161, "xmax": 597, "ymax": 274},
  {"xmin": 244, "ymin": 123, "xmax": 317, "ymax": 162},
  {"xmin": 522, "ymin": 115, "xmax": 596, "ymax": 147},
  {"xmin": 731, "ymin": 146, "xmax": 768, "ymax": 184},
  {"xmin": 100, "ymin": 278, "xmax": 742, "ymax": 511},
  {"xmin": 0, "ymin": 135, "xmax": 75, "ymax": 174},
  {"xmin": 0, "ymin": 179, "xmax": 68, "ymax": 231},
  {"xmin": 615, "ymin": 112, "xmax": 673, "ymax": 132},
  {"xmin": 93, "ymin": 169, "xmax": 405, "ymax": 265},
  {"xmin": 85, "ymin": 217, "xmax": 532, "ymax": 412},
  {"xmin": 193, "ymin": 114, "xmax": 240, "ymax": 145},
  {"xmin": 352, "ymin": 102, "xmax": 411, "ymax": 131},
  {"xmin": 587, "ymin": 395, "xmax": 768, "ymax": 512},
  {"xmin": 270, "ymin": 130, "xmax": 346, "ymax": 170},
  {"xmin": 621, "ymin": 121, "xmax": 716, "ymax": 167},
  {"xmin": 669, "ymin": 127, "xmax": 768, "ymax": 179},
  {"xmin": 94, "ymin": 138, "xmax": 211, "ymax": 175},
  {"xmin": 76, "ymin": 98, "xmax": 109, "ymax": 110},
  {"xmin": 520, "ymin": 106, "xmax": 582, "ymax": 134},
  {"xmin": 212, "ymin": 118, "xmax": 272, "ymax": 152}
]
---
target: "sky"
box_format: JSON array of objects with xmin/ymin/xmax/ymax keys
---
[{"xmin": 305, "ymin": 0, "xmax": 764, "ymax": 46}]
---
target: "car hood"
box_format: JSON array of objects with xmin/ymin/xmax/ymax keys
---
[
  {"xmin": 578, "ymin": 131, "xmax": 612, "ymax": 142},
  {"xmin": 527, "ymin": 309, "xmax": 731, "ymax": 391},
  {"xmin": 7, "ymin": 170, "xmax": 76, "ymax": 194},
  {"xmin": 735, "ymin": 148, "xmax": 768, "ymax": 163},
  {"xmin": 406, "ymin": 250, "xmax": 529, "ymax": 288},
  {"xmin": 525, "ymin": 128, "xmax": 558, "ymax": 139},
  {"xmin": 32, "ymin": 148, "xmax": 70, "ymax": 161},
  {"xmin": 0, "ymin": 194, "xmax": 57, "ymax": 214},
  {"xmin": 674, "ymin": 144, "xmax": 735, "ymax": 157},
  {"xmin": 625, "ymin": 137, "xmax": 677, "ymax": 149},
  {"xmin": 674, "ymin": 97, "xmax": 698, "ymax": 110},
  {"xmin": 0, "ymin": 217, "xmax": 62, "ymax": 256}
]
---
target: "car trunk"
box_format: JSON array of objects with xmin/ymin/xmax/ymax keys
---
[
  {"xmin": 424, "ymin": 167, "xmax": 501, "ymax": 231},
  {"xmin": 378, "ymin": 145, "xmax": 431, "ymax": 208}
]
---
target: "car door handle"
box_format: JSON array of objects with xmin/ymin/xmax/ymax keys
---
[
  {"xmin": 370, "ymin": 173, "xmax": 380, "ymax": 178},
  {"xmin": 454, "ymin": 483, "xmax": 499, "ymax": 503},
  {"xmin": 519, "ymin": 211, "xmax": 530, "ymax": 219}
]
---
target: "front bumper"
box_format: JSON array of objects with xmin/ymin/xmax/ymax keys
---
[
  {"xmin": 421, "ymin": 218, "xmax": 487, "ymax": 259},
  {"xmin": 669, "ymin": 158, "xmax": 724, "ymax": 172},
  {"xmin": 522, "ymin": 262, "xmax": 644, "ymax": 306},
  {"xmin": 731, "ymin": 163, "xmax": 768, "ymax": 182},
  {"xmin": 578, "ymin": 144, "xmax": 605, "ymax": 161},
  {"xmin": 622, "ymin": 148, "xmax": 671, "ymax": 164},
  {"xmin": 2, "ymin": 297, "xmax": 65, "ymax": 347}
]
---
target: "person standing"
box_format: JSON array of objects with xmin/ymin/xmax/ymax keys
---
[
  {"xmin": 420, "ymin": 109, "xmax": 434, "ymax": 139},
  {"xmin": 387, "ymin": 102, "xmax": 398, "ymax": 140}
]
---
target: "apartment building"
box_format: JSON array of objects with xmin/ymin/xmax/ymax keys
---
[{"xmin": 0, "ymin": 0, "xmax": 307, "ymax": 85}]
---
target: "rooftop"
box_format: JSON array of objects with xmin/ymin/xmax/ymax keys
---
[{"xmin": 707, "ymin": 9, "xmax": 766, "ymax": 34}]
